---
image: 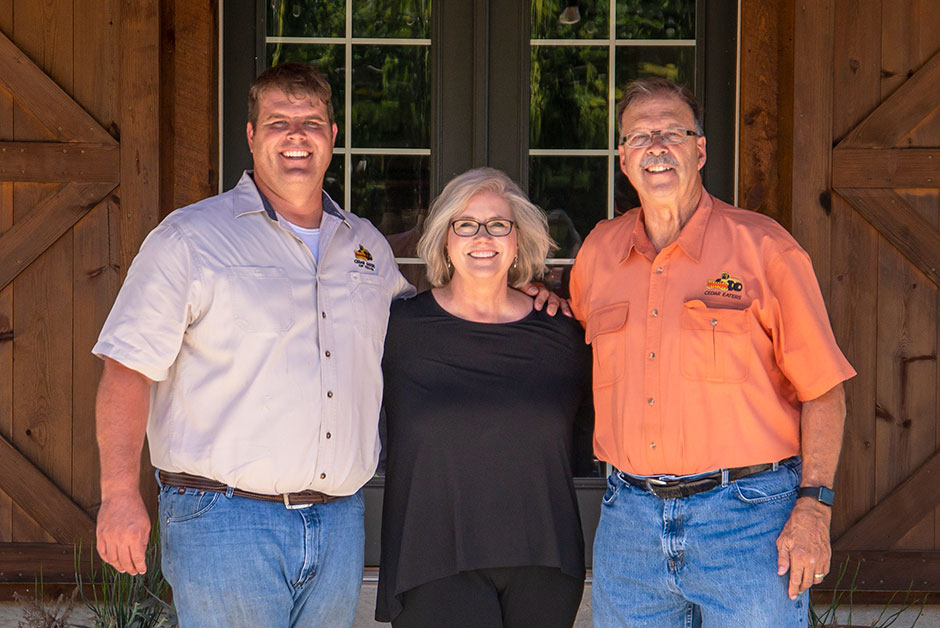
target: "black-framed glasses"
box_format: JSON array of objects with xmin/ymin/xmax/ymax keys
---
[
  {"xmin": 620, "ymin": 128, "xmax": 698, "ymax": 148},
  {"xmin": 450, "ymin": 218, "xmax": 515, "ymax": 237}
]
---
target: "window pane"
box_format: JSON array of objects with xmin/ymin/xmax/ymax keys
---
[
  {"xmin": 530, "ymin": 46, "xmax": 609, "ymax": 149},
  {"xmin": 352, "ymin": 45, "xmax": 430, "ymax": 148},
  {"xmin": 614, "ymin": 44, "xmax": 695, "ymax": 103},
  {"xmin": 349, "ymin": 154, "xmax": 430, "ymax": 237},
  {"xmin": 324, "ymin": 154, "xmax": 345, "ymax": 207},
  {"xmin": 531, "ymin": 0, "xmax": 609, "ymax": 40},
  {"xmin": 353, "ymin": 0, "xmax": 431, "ymax": 38},
  {"xmin": 265, "ymin": 44, "xmax": 347, "ymax": 148},
  {"xmin": 266, "ymin": 0, "xmax": 345, "ymax": 38},
  {"xmin": 616, "ymin": 0, "xmax": 695, "ymax": 39},
  {"xmin": 529, "ymin": 156, "xmax": 608, "ymax": 259}
]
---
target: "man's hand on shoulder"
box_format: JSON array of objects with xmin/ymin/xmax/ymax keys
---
[
  {"xmin": 522, "ymin": 282, "xmax": 572, "ymax": 317},
  {"xmin": 96, "ymin": 490, "xmax": 151, "ymax": 575},
  {"xmin": 776, "ymin": 497, "xmax": 832, "ymax": 599}
]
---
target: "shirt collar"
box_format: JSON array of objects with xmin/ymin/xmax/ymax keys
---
[
  {"xmin": 620, "ymin": 190, "xmax": 714, "ymax": 263},
  {"xmin": 233, "ymin": 171, "xmax": 346, "ymax": 224}
]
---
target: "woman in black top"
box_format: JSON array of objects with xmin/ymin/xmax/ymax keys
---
[{"xmin": 376, "ymin": 168, "xmax": 593, "ymax": 628}]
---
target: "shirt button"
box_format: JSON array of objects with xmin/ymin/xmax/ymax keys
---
[
  {"xmin": 325, "ymin": 350, "xmax": 331, "ymax": 358},
  {"xmin": 327, "ymin": 391, "xmax": 334, "ymax": 398},
  {"xmin": 322, "ymin": 311, "xmax": 327, "ymax": 318},
  {"xmin": 648, "ymin": 398, "xmax": 655, "ymax": 405},
  {"xmin": 656, "ymin": 267, "xmax": 664, "ymax": 274},
  {"xmin": 325, "ymin": 432, "xmax": 332, "ymax": 439},
  {"xmin": 711, "ymin": 319, "xmax": 718, "ymax": 326},
  {"xmin": 649, "ymin": 352, "xmax": 655, "ymax": 359},
  {"xmin": 651, "ymin": 309, "xmax": 659, "ymax": 317},
  {"xmin": 320, "ymin": 473, "xmax": 326, "ymax": 479},
  {"xmin": 649, "ymin": 442, "xmax": 657, "ymax": 449}
]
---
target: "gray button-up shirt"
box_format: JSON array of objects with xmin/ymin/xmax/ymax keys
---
[{"xmin": 94, "ymin": 172, "xmax": 415, "ymax": 495}]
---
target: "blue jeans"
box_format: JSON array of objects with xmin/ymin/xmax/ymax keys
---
[
  {"xmin": 592, "ymin": 459, "xmax": 808, "ymax": 628},
  {"xmin": 158, "ymin": 481, "xmax": 365, "ymax": 628}
]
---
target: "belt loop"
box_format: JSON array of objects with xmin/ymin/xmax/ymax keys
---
[
  {"xmin": 720, "ymin": 469, "xmax": 729, "ymax": 486},
  {"xmin": 154, "ymin": 469, "xmax": 164, "ymax": 489},
  {"xmin": 225, "ymin": 485, "xmax": 235, "ymax": 498},
  {"xmin": 772, "ymin": 461, "xmax": 779, "ymax": 472}
]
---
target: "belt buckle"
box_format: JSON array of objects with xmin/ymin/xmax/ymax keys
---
[{"xmin": 283, "ymin": 493, "xmax": 313, "ymax": 510}]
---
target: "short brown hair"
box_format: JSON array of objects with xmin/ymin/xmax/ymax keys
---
[
  {"xmin": 248, "ymin": 62, "xmax": 334, "ymax": 127},
  {"xmin": 615, "ymin": 77, "xmax": 703, "ymax": 138}
]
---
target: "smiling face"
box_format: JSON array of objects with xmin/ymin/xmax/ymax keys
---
[
  {"xmin": 618, "ymin": 93, "xmax": 706, "ymax": 208},
  {"xmin": 246, "ymin": 87, "xmax": 337, "ymax": 205},
  {"xmin": 446, "ymin": 191, "xmax": 519, "ymax": 286}
]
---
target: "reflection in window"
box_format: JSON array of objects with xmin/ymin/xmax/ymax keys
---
[{"xmin": 265, "ymin": 0, "xmax": 432, "ymax": 251}]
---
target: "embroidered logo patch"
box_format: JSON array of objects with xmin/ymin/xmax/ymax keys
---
[
  {"xmin": 354, "ymin": 244, "xmax": 376, "ymax": 271},
  {"xmin": 704, "ymin": 272, "xmax": 743, "ymax": 300}
]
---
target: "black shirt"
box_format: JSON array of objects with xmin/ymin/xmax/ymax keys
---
[{"xmin": 376, "ymin": 291, "xmax": 593, "ymax": 622}]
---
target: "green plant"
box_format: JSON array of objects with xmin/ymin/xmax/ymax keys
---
[
  {"xmin": 73, "ymin": 527, "xmax": 177, "ymax": 628},
  {"xmin": 810, "ymin": 559, "xmax": 926, "ymax": 627}
]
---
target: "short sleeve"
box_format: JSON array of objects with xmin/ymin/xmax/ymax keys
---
[
  {"xmin": 763, "ymin": 247, "xmax": 856, "ymax": 401},
  {"xmin": 92, "ymin": 221, "xmax": 202, "ymax": 382}
]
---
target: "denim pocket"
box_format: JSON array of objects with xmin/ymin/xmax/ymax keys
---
[
  {"xmin": 159, "ymin": 486, "xmax": 223, "ymax": 523},
  {"xmin": 731, "ymin": 463, "xmax": 800, "ymax": 504},
  {"xmin": 602, "ymin": 473, "xmax": 623, "ymax": 506}
]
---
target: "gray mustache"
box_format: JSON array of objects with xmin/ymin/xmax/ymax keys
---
[{"xmin": 639, "ymin": 155, "xmax": 679, "ymax": 168}]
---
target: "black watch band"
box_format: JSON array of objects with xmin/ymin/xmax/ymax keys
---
[{"xmin": 797, "ymin": 486, "xmax": 834, "ymax": 506}]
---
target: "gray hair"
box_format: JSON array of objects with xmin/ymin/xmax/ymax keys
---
[
  {"xmin": 616, "ymin": 77, "xmax": 704, "ymax": 137},
  {"xmin": 417, "ymin": 168, "xmax": 555, "ymax": 288}
]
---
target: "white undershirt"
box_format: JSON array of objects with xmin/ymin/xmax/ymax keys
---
[{"xmin": 281, "ymin": 217, "xmax": 321, "ymax": 263}]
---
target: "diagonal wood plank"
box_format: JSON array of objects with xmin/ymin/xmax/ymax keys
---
[
  {"xmin": 835, "ymin": 187, "xmax": 940, "ymax": 288},
  {"xmin": 832, "ymin": 148, "xmax": 940, "ymax": 188},
  {"xmin": 838, "ymin": 49, "xmax": 940, "ymax": 149},
  {"xmin": 834, "ymin": 447, "xmax": 940, "ymax": 550},
  {"xmin": 0, "ymin": 31, "xmax": 115, "ymax": 145},
  {"xmin": 0, "ymin": 182, "xmax": 115, "ymax": 291},
  {"xmin": 0, "ymin": 436, "xmax": 95, "ymax": 544},
  {"xmin": 0, "ymin": 142, "xmax": 119, "ymax": 183}
]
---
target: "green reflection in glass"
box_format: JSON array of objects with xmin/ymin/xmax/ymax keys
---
[
  {"xmin": 264, "ymin": 44, "xmax": 346, "ymax": 148},
  {"xmin": 353, "ymin": 0, "xmax": 431, "ymax": 38},
  {"xmin": 352, "ymin": 45, "xmax": 430, "ymax": 148},
  {"xmin": 616, "ymin": 0, "xmax": 695, "ymax": 39},
  {"xmin": 529, "ymin": 156, "xmax": 608, "ymax": 259},
  {"xmin": 266, "ymin": 0, "xmax": 345, "ymax": 38},
  {"xmin": 530, "ymin": 46, "xmax": 608, "ymax": 150},
  {"xmin": 324, "ymin": 154, "xmax": 345, "ymax": 207},
  {"xmin": 531, "ymin": 0, "xmax": 609, "ymax": 40},
  {"xmin": 349, "ymin": 155, "xmax": 430, "ymax": 239},
  {"xmin": 614, "ymin": 45, "xmax": 695, "ymax": 111}
]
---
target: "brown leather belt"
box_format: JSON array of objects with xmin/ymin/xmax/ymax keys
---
[
  {"xmin": 158, "ymin": 471, "xmax": 341, "ymax": 509},
  {"xmin": 619, "ymin": 456, "xmax": 799, "ymax": 500}
]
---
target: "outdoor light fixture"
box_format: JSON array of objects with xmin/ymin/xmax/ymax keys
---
[{"xmin": 558, "ymin": 0, "xmax": 580, "ymax": 25}]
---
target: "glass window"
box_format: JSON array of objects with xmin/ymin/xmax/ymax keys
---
[
  {"xmin": 265, "ymin": 0, "xmax": 431, "ymax": 272},
  {"xmin": 529, "ymin": 0, "xmax": 697, "ymax": 290}
]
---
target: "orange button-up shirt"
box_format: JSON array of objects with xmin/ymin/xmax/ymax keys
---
[{"xmin": 569, "ymin": 192, "xmax": 855, "ymax": 475}]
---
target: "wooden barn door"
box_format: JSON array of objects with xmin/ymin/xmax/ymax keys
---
[
  {"xmin": 0, "ymin": 0, "xmax": 158, "ymax": 587},
  {"xmin": 791, "ymin": 0, "xmax": 940, "ymax": 592}
]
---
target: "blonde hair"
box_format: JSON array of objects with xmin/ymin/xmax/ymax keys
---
[{"xmin": 417, "ymin": 168, "xmax": 555, "ymax": 288}]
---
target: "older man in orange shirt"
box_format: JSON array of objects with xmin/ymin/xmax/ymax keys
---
[{"xmin": 569, "ymin": 78, "xmax": 856, "ymax": 627}]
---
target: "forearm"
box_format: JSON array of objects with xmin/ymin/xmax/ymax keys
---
[
  {"xmin": 96, "ymin": 358, "xmax": 153, "ymax": 500},
  {"xmin": 799, "ymin": 382, "xmax": 846, "ymax": 488}
]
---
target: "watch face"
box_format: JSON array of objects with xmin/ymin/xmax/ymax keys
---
[{"xmin": 819, "ymin": 486, "xmax": 835, "ymax": 505}]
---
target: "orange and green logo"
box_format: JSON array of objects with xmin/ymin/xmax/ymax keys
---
[{"xmin": 354, "ymin": 245, "xmax": 373, "ymax": 262}]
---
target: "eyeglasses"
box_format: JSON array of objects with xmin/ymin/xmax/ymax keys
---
[
  {"xmin": 620, "ymin": 128, "xmax": 698, "ymax": 148},
  {"xmin": 450, "ymin": 219, "xmax": 515, "ymax": 237}
]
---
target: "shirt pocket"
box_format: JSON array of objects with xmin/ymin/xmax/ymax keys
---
[
  {"xmin": 346, "ymin": 271, "xmax": 390, "ymax": 339},
  {"xmin": 585, "ymin": 302, "xmax": 629, "ymax": 388},
  {"xmin": 679, "ymin": 300, "xmax": 751, "ymax": 383},
  {"xmin": 226, "ymin": 266, "xmax": 295, "ymax": 333}
]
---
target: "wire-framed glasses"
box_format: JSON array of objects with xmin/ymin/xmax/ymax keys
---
[{"xmin": 620, "ymin": 127, "xmax": 698, "ymax": 148}]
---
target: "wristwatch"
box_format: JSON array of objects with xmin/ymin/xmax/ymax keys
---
[{"xmin": 797, "ymin": 486, "xmax": 835, "ymax": 507}]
